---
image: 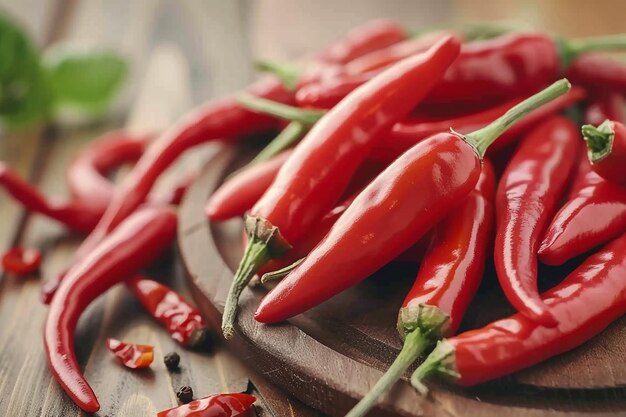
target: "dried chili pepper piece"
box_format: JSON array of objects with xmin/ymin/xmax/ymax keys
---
[
  {"xmin": 157, "ymin": 393, "xmax": 256, "ymax": 417},
  {"xmin": 1, "ymin": 247, "xmax": 42, "ymax": 276},
  {"xmin": 126, "ymin": 276, "xmax": 212, "ymax": 349},
  {"xmin": 106, "ymin": 338, "xmax": 154, "ymax": 369}
]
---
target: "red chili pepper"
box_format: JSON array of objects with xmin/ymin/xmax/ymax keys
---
[
  {"xmin": 538, "ymin": 96, "xmax": 626, "ymax": 265},
  {"xmin": 411, "ymin": 231, "xmax": 626, "ymax": 389},
  {"xmin": 584, "ymin": 92, "xmax": 624, "ymax": 126},
  {"xmin": 424, "ymin": 32, "xmax": 626, "ymax": 105},
  {"xmin": 126, "ymin": 276, "xmax": 211, "ymax": 348},
  {"xmin": 567, "ymin": 53, "xmax": 626, "ymax": 94},
  {"xmin": 106, "ymin": 338, "xmax": 154, "ymax": 369},
  {"xmin": 221, "ymin": 36, "xmax": 462, "ymax": 338},
  {"xmin": 295, "ymin": 71, "xmax": 377, "ymax": 110},
  {"xmin": 581, "ymin": 119, "xmax": 626, "ymax": 185},
  {"xmin": 372, "ymin": 86, "xmax": 585, "ymax": 161},
  {"xmin": 1, "ymin": 247, "xmax": 42, "ymax": 276},
  {"xmin": 494, "ymin": 116, "xmax": 579, "ymax": 326},
  {"xmin": 157, "ymin": 393, "xmax": 256, "ymax": 417},
  {"xmin": 206, "ymin": 150, "xmax": 292, "ymax": 221},
  {"xmin": 345, "ymin": 161, "xmax": 495, "ymax": 417},
  {"xmin": 254, "ymin": 80, "xmax": 570, "ymax": 324},
  {"xmin": 44, "ymin": 205, "xmax": 177, "ymax": 412}
]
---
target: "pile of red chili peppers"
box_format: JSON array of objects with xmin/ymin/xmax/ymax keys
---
[{"xmin": 3, "ymin": 18, "xmax": 626, "ymax": 416}]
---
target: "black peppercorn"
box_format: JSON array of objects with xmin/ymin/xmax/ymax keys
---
[
  {"xmin": 164, "ymin": 352, "xmax": 180, "ymax": 371},
  {"xmin": 176, "ymin": 385, "xmax": 193, "ymax": 404}
]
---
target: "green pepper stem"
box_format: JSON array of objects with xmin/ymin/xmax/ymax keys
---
[
  {"xmin": 582, "ymin": 119, "xmax": 614, "ymax": 163},
  {"xmin": 248, "ymin": 122, "xmax": 306, "ymax": 166},
  {"xmin": 260, "ymin": 258, "xmax": 304, "ymax": 284},
  {"xmin": 410, "ymin": 339, "xmax": 458, "ymax": 395},
  {"xmin": 345, "ymin": 329, "xmax": 428, "ymax": 417},
  {"xmin": 237, "ymin": 94, "xmax": 325, "ymax": 125},
  {"xmin": 255, "ymin": 60, "xmax": 300, "ymax": 91},
  {"xmin": 222, "ymin": 216, "xmax": 292, "ymax": 339},
  {"xmin": 464, "ymin": 78, "xmax": 571, "ymax": 157},
  {"xmin": 568, "ymin": 34, "xmax": 626, "ymax": 56}
]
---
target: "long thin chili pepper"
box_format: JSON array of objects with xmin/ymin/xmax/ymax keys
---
[
  {"xmin": 494, "ymin": 116, "xmax": 579, "ymax": 326},
  {"xmin": 566, "ymin": 53, "xmax": 626, "ymax": 94},
  {"xmin": 221, "ymin": 36, "xmax": 462, "ymax": 338},
  {"xmin": 424, "ymin": 32, "xmax": 626, "ymax": 105},
  {"xmin": 255, "ymin": 80, "xmax": 571, "ymax": 324},
  {"xmin": 44, "ymin": 205, "xmax": 177, "ymax": 412},
  {"xmin": 411, "ymin": 231, "xmax": 626, "ymax": 390},
  {"xmin": 581, "ymin": 119, "xmax": 626, "ymax": 184},
  {"xmin": 126, "ymin": 276, "xmax": 211, "ymax": 348},
  {"xmin": 345, "ymin": 161, "xmax": 495, "ymax": 417},
  {"xmin": 538, "ymin": 96, "xmax": 626, "ymax": 265},
  {"xmin": 106, "ymin": 338, "xmax": 154, "ymax": 369},
  {"xmin": 206, "ymin": 150, "xmax": 293, "ymax": 221},
  {"xmin": 157, "ymin": 393, "xmax": 257, "ymax": 417}
]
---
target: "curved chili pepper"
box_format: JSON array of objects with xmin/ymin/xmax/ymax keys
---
[
  {"xmin": 583, "ymin": 92, "xmax": 624, "ymax": 126},
  {"xmin": 1, "ymin": 247, "xmax": 42, "ymax": 276},
  {"xmin": 345, "ymin": 161, "xmax": 495, "ymax": 417},
  {"xmin": 106, "ymin": 338, "xmax": 154, "ymax": 369},
  {"xmin": 425, "ymin": 32, "xmax": 626, "ymax": 105},
  {"xmin": 295, "ymin": 71, "xmax": 377, "ymax": 110},
  {"xmin": 581, "ymin": 119, "xmax": 626, "ymax": 184},
  {"xmin": 44, "ymin": 205, "xmax": 177, "ymax": 412},
  {"xmin": 221, "ymin": 36, "xmax": 462, "ymax": 338},
  {"xmin": 126, "ymin": 276, "xmax": 211, "ymax": 348},
  {"xmin": 494, "ymin": 116, "xmax": 579, "ymax": 326},
  {"xmin": 538, "ymin": 96, "xmax": 626, "ymax": 265},
  {"xmin": 206, "ymin": 150, "xmax": 292, "ymax": 221},
  {"xmin": 255, "ymin": 80, "xmax": 570, "ymax": 324},
  {"xmin": 157, "ymin": 393, "xmax": 256, "ymax": 417},
  {"xmin": 372, "ymin": 87, "xmax": 584, "ymax": 161},
  {"xmin": 411, "ymin": 231, "xmax": 626, "ymax": 389},
  {"xmin": 566, "ymin": 53, "xmax": 626, "ymax": 94}
]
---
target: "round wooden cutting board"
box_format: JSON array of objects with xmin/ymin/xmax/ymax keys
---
[{"xmin": 179, "ymin": 145, "xmax": 626, "ymax": 417}]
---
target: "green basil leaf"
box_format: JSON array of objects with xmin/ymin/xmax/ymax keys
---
[
  {"xmin": 0, "ymin": 12, "xmax": 51, "ymax": 130},
  {"xmin": 43, "ymin": 45, "xmax": 128, "ymax": 114}
]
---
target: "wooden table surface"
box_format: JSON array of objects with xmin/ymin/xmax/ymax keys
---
[{"xmin": 0, "ymin": 1, "xmax": 326, "ymax": 416}]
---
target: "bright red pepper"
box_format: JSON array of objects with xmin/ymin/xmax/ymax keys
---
[
  {"xmin": 221, "ymin": 36, "xmax": 462, "ymax": 338},
  {"xmin": 538, "ymin": 96, "xmax": 626, "ymax": 265},
  {"xmin": 1, "ymin": 247, "xmax": 42, "ymax": 276},
  {"xmin": 372, "ymin": 86, "xmax": 585, "ymax": 161},
  {"xmin": 567, "ymin": 53, "xmax": 626, "ymax": 94},
  {"xmin": 581, "ymin": 119, "xmax": 626, "ymax": 184},
  {"xmin": 44, "ymin": 206, "xmax": 177, "ymax": 412},
  {"xmin": 205, "ymin": 150, "xmax": 292, "ymax": 221},
  {"xmin": 424, "ymin": 32, "xmax": 626, "ymax": 105},
  {"xmin": 584, "ymin": 92, "xmax": 624, "ymax": 126},
  {"xmin": 157, "ymin": 393, "xmax": 256, "ymax": 417},
  {"xmin": 411, "ymin": 231, "xmax": 626, "ymax": 389},
  {"xmin": 106, "ymin": 338, "xmax": 154, "ymax": 369},
  {"xmin": 345, "ymin": 161, "xmax": 495, "ymax": 417},
  {"xmin": 494, "ymin": 116, "xmax": 579, "ymax": 326},
  {"xmin": 255, "ymin": 80, "xmax": 570, "ymax": 324},
  {"xmin": 126, "ymin": 276, "xmax": 211, "ymax": 348}
]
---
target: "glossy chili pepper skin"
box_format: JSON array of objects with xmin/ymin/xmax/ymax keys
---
[
  {"xmin": 494, "ymin": 116, "xmax": 579, "ymax": 326},
  {"xmin": 539, "ymin": 98, "xmax": 626, "ymax": 265},
  {"xmin": 400, "ymin": 161, "xmax": 496, "ymax": 335},
  {"xmin": 72, "ymin": 76, "xmax": 292, "ymax": 263},
  {"xmin": 106, "ymin": 338, "xmax": 154, "ymax": 369},
  {"xmin": 206, "ymin": 150, "xmax": 293, "ymax": 221},
  {"xmin": 582, "ymin": 119, "xmax": 626, "ymax": 185},
  {"xmin": 126, "ymin": 276, "xmax": 211, "ymax": 348},
  {"xmin": 1, "ymin": 247, "xmax": 42, "ymax": 276},
  {"xmin": 372, "ymin": 87, "xmax": 584, "ymax": 161},
  {"xmin": 44, "ymin": 206, "xmax": 177, "ymax": 412},
  {"xmin": 567, "ymin": 53, "xmax": 626, "ymax": 94},
  {"xmin": 584, "ymin": 92, "xmax": 624, "ymax": 126},
  {"xmin": 252, "ymin": 36, "xmax": 461, "ymax": 245},
  {"xmin": 414, "ymin": 231, "xmax": 626, "ymax": 387},
  {"xmin": 255, "ymin": 132, "xmax": 481, "ymax": 323},
  {"xmin": 424, "ymin": 33, "xmax": 559, "ymax": 105},
  {"xmin": 295, "ymin": 71, "xmax": 376, "ymax": 110},
  {"xmin": 157, "ymin": 393, "xmax": 256, "ymax": 417}
]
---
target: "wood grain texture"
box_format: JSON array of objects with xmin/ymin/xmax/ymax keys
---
[{"xmin": 179, "ymin": 146, "xmax": 626, "ymax": 417}]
